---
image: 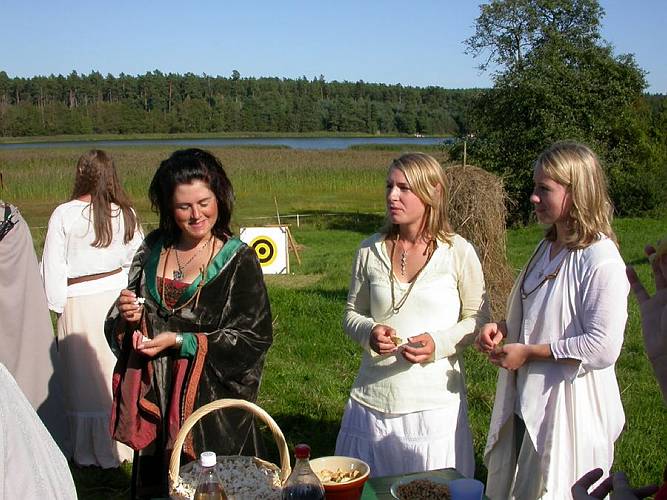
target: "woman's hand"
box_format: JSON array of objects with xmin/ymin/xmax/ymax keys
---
[
  {"xmin": 627, "ymin": 247, "xmax": 667, "ymax": 362},
  {"xmin": 489, "ymin": 343, "xmax": 553, "ymax": 371},
  {"xmin": 627, "ymin": 245, "xmax": 667, "ymax": 402},
  {"xmin": 400, "ymin": 333, "xmax": 435, "ymax": 364},
  {"xmin": 475, "ymin": 321, "xmax": 507, "ymax": 353},
  {"xmin": 571, "ymin": 468, "xmax": 658, "ymax": 500},
  {"xmin": 117, "ymin": 289, "xmax": 143, "ymax": 324},
  {"xmin": 132, "ymin": 330, "xmax": 178, "ymax": 358},
  {"xmin": 489, "ymin": 343, "xmax": 530, "ymax": 370},
  {"xmin": 369, "ymin": 324, "xmax": 398, "ymax": 355}
]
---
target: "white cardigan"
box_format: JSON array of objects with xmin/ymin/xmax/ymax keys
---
[
  {"xmin": 41, "ymin": 200, "xmax": 143, "ymax": 313},
  {"xmin": 485, "ymin": 237, "xmax": 629, "ymax": 499},
  {"xmin": 343, "ymin": 233, "xmax": 489, "ymax": 414}
]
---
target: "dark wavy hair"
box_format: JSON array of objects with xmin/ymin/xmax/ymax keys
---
[{"xmin": 149, "ymin": 148, "xmax": 234, "ymax": 246}]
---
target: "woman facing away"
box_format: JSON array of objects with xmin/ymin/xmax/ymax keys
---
[
  {"xmin": 41, "ymin": 149, "xmax": 142, "ymax": 468},
  {"xmin": 336, "ymin": 152, "xmax": 489, "ymax": 478},
  {"xmin": 0, "ymin": 197, "xmax": 69, "ymax": 453},
  {"xmin": 105, "ymin": 148, "xmax": 273, "ymax": 499},
  {"xmin": 477, "ymin": 142, "xmax": 629, "ymax": 499}
]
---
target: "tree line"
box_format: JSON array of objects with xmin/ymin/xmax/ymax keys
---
[{"xmin": 0, "ymin": 71, "xmax": 477, "ymax": 137}]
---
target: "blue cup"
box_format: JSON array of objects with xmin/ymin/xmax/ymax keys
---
[{"xmin": 448, "ymin": 478, "xmax": 484, "ymax": 500}]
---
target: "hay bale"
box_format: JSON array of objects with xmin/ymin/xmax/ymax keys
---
[{"xmin": 444, "ymin": 164, "xmax": 514, "ymax": 321}]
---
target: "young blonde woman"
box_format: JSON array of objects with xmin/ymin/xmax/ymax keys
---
[
  {"xmin": 41, "ymin": 149, "xmax": 142, "ymax": 468},
  {"xmin": 336, "ymin": 152, "xmax": 489, "ymax": 478},
  {"xmin": 477, "ymin": 142, "xmax": 629, "ymax": 499}
]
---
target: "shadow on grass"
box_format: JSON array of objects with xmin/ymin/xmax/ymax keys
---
[
  {"xmin": 70, "ymin": 461, "xmax": 132, "ymax": 500},
  {"xmin": 261, "ymin": 413, "xmax": 342, "ymax": 466}
]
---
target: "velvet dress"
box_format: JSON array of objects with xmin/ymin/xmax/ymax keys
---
[{"xmin": 105, "ymin": 230, "xmax": 273, "ymax": 498}]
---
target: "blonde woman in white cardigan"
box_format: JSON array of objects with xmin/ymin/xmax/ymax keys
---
[
  {"xmin": 477, "ymin": 142, "xmax": 629, "ymax": 499},
  {"xmin": 336, "ymin": 153, "xmax": 489, "ymax": 478}
]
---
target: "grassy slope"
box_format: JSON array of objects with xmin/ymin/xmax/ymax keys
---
[{"xmin": 2, "ymin": 147, "xmax": 664, "ymax": 496}]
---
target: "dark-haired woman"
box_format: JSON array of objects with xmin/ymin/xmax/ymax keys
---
[
  {"xmin": 41, "ymin": 149, "xmax": 142, "ymax": 468},
  {"xmin": 105, "ymin": 148, "xmax": 272, "ymax": 499}
]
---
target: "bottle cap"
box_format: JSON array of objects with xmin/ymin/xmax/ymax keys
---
[
  {"xmin": 200, "ymin": 451, "xmax": 217, "ymax": 467},
  {"xmin": 294, "ymin": 443, "xmax": 311, "ymax": 459}
]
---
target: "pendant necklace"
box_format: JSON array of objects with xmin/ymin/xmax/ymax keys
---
[
  {"xmin": 389, "ymin": 234, "xmax": 435, "ymax": 314},
  {"xmin": 520, "ymin": 239, "xmax": 569, "ymax": 300},
  {"xmin": 173, "ymin": 236, "xmax": 212, "ymax": 281},
  {"xmin": 161, "ymin": 237, "xmax": 217, "ymax": 313}
]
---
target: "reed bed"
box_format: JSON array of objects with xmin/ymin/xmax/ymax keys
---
[{"xmin": 1, "ymin": 147, "xmax": 398, "ymax": 231}]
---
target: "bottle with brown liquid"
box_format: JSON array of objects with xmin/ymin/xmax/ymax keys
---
[
  {"xmin": 281, "ymin": 444, "xmax": 325, "ymax": 500},
  {"xmin": 194, "ymin": 451, "xmax": 227, "ymax": 500}
]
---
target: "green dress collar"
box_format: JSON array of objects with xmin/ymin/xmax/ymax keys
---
[{"xmin": 145, "ymin": 236, "xmax": 243, "ymax": 311}]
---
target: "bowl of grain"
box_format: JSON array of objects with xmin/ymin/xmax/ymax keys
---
[
  {"xmin": 390, "ymin": 473, "xmax": 452, "ymax": 500},
  {"xmin": 310, "ymin": 456, "xmax": 370, "ymax": 500}
]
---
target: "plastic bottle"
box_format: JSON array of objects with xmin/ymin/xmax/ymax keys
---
[
  {"xmin": 194, "ymin": 451, "xmax": 227, "ymax": 500},
  {"xmin": 282, "ymin": 443, "xmax": 325, "ymax": 500}
]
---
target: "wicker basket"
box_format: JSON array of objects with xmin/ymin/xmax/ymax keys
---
[{"xmin": 168, "ymin": 398, "xmax": 291, "ymax": 500}]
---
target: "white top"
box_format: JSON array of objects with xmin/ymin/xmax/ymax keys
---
[
  {"xmin": 485, "ymin": 237, "xmax": 629, "ymax": 499},
  {"xmin": 0, "ymin": 362, "xmax": 77, "ymax": 500},
  {"xmin": 41, "ymin": 199, "xmax": 143, "ymax": 313},
  {"xmin": 343, "ymin": 233, "xmax": 489, "ymax": 414}
]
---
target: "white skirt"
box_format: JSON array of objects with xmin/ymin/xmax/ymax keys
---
[
  {"xmin": 335, "ymin": 398, "xmax": 474, "ymax": 478},
  {"xmin": 57, "ymin": 289, "xmax": 134, "ymax": 468}
]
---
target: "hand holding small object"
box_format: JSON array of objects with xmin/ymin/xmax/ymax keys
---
[
  {"xmin": 475, "ymin": 321, "xmax": 507, "ymax": 354},
  {"xmin": 132, "ymin": 331, "xmax": 180, "ymax": 358},
  {"xmin": 370, "ymin": 324, "xmax": 399, "ymax": 355},
  {"xmin": 400, "ymin": 333, "xmax": 434, "ymax": 364},
  {"xmin": 117, "ymin": 289, "xmax": 143, "ymax": 324}
]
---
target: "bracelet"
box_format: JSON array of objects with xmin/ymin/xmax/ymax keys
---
[{"xmin": 174, "ymin": 333, "xmax": 184, "ymax": 348}]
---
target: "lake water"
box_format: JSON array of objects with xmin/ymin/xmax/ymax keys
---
[{"xmin": 0, "ymin": 136, "xmax": 452, "ymax": 151}]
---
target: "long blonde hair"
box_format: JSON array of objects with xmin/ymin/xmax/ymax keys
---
[
  {"xmin": 382, "ymin": 152, "xmax": 453, "ymax": 244},
  {"xmin": 536, "ymin": 142, "xmax": 616, "ymax": 248},
  {"xmin": 71, "ymin": 149, "xmax": 138, "ymax": 247}
]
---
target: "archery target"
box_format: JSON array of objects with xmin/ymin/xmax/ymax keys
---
[{"xmin": 239, "ymin": 226, "xmax": 289, "ymax": 274}]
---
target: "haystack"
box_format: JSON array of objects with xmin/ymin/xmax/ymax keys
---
[{"xmin": 444, "ymin": 164, "xmax": 514, "ymax": 321}]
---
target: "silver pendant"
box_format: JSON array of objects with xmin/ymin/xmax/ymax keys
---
[{"xmin": 173, "ymin": 269, "xmax": 184, "ymax": 281}]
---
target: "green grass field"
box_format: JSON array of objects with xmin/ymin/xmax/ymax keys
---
[{"xmin": 1, "ymin": 147, "xmax": 665, "ymax": 498}]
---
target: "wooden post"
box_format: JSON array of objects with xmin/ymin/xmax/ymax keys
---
[
  {"xmin": 463, "ymin": 140, "xmax": 467, "ymax": 167},
  {"xmin": 286, "ymin": 227, "xmax": 302, "ymax": 265},
  {"xmin": 274, "ymin": 196, "xmax": 281, "ymax": 225}
]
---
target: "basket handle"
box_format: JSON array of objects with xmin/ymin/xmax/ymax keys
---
[{"xmin": 168, "ymin": 398, "xmax": 291, "ymax": 486}]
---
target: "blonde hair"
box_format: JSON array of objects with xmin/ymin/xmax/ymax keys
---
[
  {"xmin": 536, "ymin": 142, "xmax": 616, "ymax": 248},
  {"xmin": 382, "ymin": 152, "xmax": 453, "ymax": 244},
  {"xmin": 71, "ymin": 150, "xmax": 138, "ymax": 247}
]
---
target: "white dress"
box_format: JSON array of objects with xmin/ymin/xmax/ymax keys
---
[
  {"xmin": 0, "ymin": 363, "xmax": 77, "ymax": 500},
  {"xmin": 484, "ymin": 237, "xmax": 629, "ymax": 499},
  {"xmin": 41, "ymin": 200, "xmax": 143, "ymax": 468},
  {"xmin": 336, "ymin": 233, "xmax": 489, "ymax": 477}
]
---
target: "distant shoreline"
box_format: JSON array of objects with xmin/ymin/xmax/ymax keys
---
[{"xmin": 0, "ymin": 131, "xmax": 451, "ymax": 145}]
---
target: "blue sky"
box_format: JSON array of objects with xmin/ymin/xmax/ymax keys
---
[{"xmin": 3, "ymin": 1, "xmax": 665, "ymax": 93}]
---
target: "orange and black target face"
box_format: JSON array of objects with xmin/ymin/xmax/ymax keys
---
[{"xmin": 249, "ymin": 236, "xmax": 277, "ymax": 266}]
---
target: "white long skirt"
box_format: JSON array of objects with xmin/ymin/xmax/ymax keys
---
[
  {"xmin": 57, "ymin": 289, "xmax": 134, "ymax": 468},
  {"xmin": 335, "ymin": 398, "xmax": 474, "ymax": 478}
]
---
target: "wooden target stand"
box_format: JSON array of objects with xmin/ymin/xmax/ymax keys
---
[{"xmin": 266, "ymin": 224, "xmax": 301, "ymax": 266}]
